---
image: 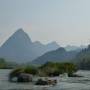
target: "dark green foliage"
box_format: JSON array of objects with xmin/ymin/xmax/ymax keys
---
[
  {"xmin": 9, "ymin": 62, "xmax": 77, "ymax": 79},
  {"xmin": 39, "ymin": 62, "xmax": 77, "ymax": 76},
  {"xmin": 9, "ymin": 65, "xmax": 38, "ymax": 80},
  {"xmin": 24, "ymin": 66, "xmax": 38, "ymax": 75},
  {"xmin": 0, "ymin": 58, "xmax": 6, "ymax": 69}
]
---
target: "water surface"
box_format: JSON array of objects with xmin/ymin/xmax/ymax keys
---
[{"xmin": 0, "ymin": 69, "xmax": 90, "ymax": 90}]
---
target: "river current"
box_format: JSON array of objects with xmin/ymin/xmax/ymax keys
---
[{"xmin": 0, "ymin": 69, "xmax": 90, "ymax": 90}]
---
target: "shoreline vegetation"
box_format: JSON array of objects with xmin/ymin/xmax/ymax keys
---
[
  {"xmin": 0, "ymin": 58, "xmax": 18, "ymax": 69},
  {"xmin": 0, "ymin": 57, "xmax": 89, "ymax": 85},
  {"xmin": 8, "ymin": 62, "xmax": 78, "ymax": 85}
]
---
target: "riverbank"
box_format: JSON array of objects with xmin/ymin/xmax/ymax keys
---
[{"xmin": 0, "ymin": 69, "xmax": 90, "ymax": 90}]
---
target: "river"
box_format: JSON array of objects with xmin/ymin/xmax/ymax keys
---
[{"xmin": 0, "ymin": 69, "xmax": 90, "ymax": 90}]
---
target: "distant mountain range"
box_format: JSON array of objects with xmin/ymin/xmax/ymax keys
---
[
  {"xmin": 0, "ymin": 29, "xmax": 60, "ymax": 63},
  {"xmin": 75, "ymin": 45, "xmax": 90, "ymax": 63},
  {"xmin": 32, "ymin": 45, "xmax": 88, "ymax": 65},
  {"xmin": 32, "ymin": 47, "xmax": 79, "ymax": 65},
  {"xmin": 64, "ymin": 45, "xmax": 87, "ymax": 51},
  {"xmin": 0, "ymin": 28, "xmax": 88, "ymax": 64}
]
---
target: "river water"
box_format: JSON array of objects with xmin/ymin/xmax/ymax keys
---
[{"xmin": 0, "ymin": 69, "xmax": 90, "ymax": 90}]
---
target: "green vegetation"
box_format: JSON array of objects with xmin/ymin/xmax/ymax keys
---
[
  {"xmin": 39, "ymin": 62, "xmax": 77, "ymax": 76},
  {"xmin": 0, "ymin": 58, "xmax": 7, "ymax": 69},
  {"xmin": 9, "ymin": 66, "xmax": 38, "ymax": 79},
  {"xmin": 10, "ymin": 62, "xmax": 78, "ymax": 78},
  {"xmin": 24, "ymin": 66, "xmax": 38, "ymax": 75},
  {"xmin": 0, "ymin": 58, "xmax": 18, "ymax": 69}
]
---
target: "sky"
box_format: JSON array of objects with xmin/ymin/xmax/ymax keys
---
[{"xmin": 0, "ymin": 0, "xmax": 90, "ymax": 46}]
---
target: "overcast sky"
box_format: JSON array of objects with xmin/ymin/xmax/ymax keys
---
[{"xmin": 0, "ymin": 0, "xmax": 90, "ymax": 46}]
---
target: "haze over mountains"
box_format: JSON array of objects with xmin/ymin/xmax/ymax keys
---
[
  {"xmin": 32, "ymin": 47, "xmax": 79, "ymax": 65},
  {"xmin": 65, "ymin": 45, "xmax": 87, "ymax": 51},
  {"xmin": 0, "ymin": 29, "xmax": 60, "ymax": 63},
  {"xmin": 0, "ymin": 28, "xmax": 88, "ymax": 64}
]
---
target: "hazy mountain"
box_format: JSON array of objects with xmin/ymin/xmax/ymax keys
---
[
  {"xmin": 0, "ymin": 29, "xmax": 60, "ymax": 63},
  {"xmin": 32, "ymin": 47, "xmax": 79, "ymax": 65},
  {"xmin": 33, "ymin": 41, "xmax": 60, "ymax": 57},
  {"xmin": 46, "ymin": 42, "xmax": 60, "ymax": 51},
  {"xmin": 80, "ymin": 45, "xmax": 87, "ymax": 49},
  {"xmin": 74, "ymin": 45, "xmax": 90, "ymax": 70},
  {"xmin": 0, "ymin": 29, "xmax": 36, "ymax": 63},
  {"xmin": 75, "ymin": 45, "xmax": 90, "ymax": 62},
  {"xmin": 65, "ymin": 45, "xmax": 86, "ymax": 51}
]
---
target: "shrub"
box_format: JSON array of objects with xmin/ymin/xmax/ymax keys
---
[{"xmin": 24, "ymin": 66, "xmax": 38, "ymax": 75}]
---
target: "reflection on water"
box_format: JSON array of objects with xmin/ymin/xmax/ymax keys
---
[{"xmin": 0, "ymin": 69, "xmax": 90, "ymax": 90}]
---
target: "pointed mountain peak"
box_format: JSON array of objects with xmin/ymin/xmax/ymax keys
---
[
  {"xmin": 1, "ymin": 28, "xmax": 32, "ymax": 47},
  {"xmin": 12, "ymin": 28, "xmax": 28, "ymax": 38},
  {"xmin": 13, "ymin": 28, "xmax": 30, "ymax": 39},
  {"xmin": 14, "ymin": 28, "xmax": 25, "ymax": 34},
  {"xmin": 12, "ymin": 28, "xmax": 32, "ymax": 42}
]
